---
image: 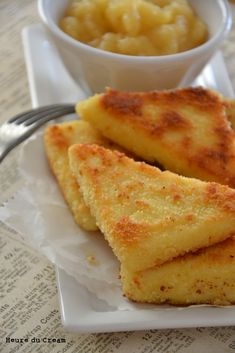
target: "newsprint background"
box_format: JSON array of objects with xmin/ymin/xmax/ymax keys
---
[{"xmin": 1, "ymin": 1, "xmax": 235, "ymax": 352}]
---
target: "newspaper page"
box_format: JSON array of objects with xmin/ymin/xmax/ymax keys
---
[{"xmin": 1, "ymin": 1, "xmax": 235, "ymax": 352}]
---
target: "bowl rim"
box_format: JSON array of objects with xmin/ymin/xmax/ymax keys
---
[{"xmin": 38, "ymin": 0, "xmax": 232, "ymax": 63}]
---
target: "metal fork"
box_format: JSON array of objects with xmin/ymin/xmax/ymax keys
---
[{"xmin": 0, "ymin": 103, "xmax": 75, "ymax": 163}]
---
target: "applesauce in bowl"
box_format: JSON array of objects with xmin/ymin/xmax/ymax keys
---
[
  {"xmin": 59, "ymin": 0, "xmax": 208, "ymax": 56},
  {"xmin": 38, "ymin": 0, "xmax": 231, "ymax": 93}
]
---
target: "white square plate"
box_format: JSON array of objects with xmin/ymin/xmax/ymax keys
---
[{"xmin": 22, "ymin": 23, "xmax": 235, "ymax": 333}]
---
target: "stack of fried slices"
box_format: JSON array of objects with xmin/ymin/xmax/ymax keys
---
[{"xmin": 44, "ymin": 87, "xmax": 235, "ymax": 305}]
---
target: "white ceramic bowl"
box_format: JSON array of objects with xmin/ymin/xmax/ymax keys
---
[{"xmin": 38, "ymin": 0, "xmax": 232, "ymax": 95}]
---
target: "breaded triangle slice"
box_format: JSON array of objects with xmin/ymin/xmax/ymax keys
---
[
  {"xmin": 69, "ymin": 144, "xmax": 235, "ymax": 272},
  {"xmin": 77, "ymin": 87, "xmax": 235, "ymax": 188},
  {"xmin": 121, "ymin": 237, "xmax": 235, "ymax": 305},
  {"xmin": 44, "ymin": 120, "xmax": 120, "ymax": 231},
  {"xmin": 226, "ymin": 98, "xmax": 235, "ymax": 130}
]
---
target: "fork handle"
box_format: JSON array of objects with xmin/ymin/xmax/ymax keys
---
[
  {"xmin": 0, "ymin": 141, "xmax": 13, "ymax": 163},
  {"xmin": 0, "ymin": 142, "xmax": 9, "ymax": 163}
]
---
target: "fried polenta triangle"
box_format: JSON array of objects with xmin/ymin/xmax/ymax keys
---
[
  {"xmin": 44, "ymin": 120, "xmax": 120, "ymax": 231},
  {"xmin": 121, "ymin": 236, "xmax": 235, "ymax": 305},
  {"xmin": 226, "ymin": 98, "xmax": 235, "ymax": 130},
  {"xmin": 69, "ymin": 144, "xmax": 235, "ymax": 272},
  {"xmin": 76, "ymin": 87, "xmax": 235, "ymax": 188}
]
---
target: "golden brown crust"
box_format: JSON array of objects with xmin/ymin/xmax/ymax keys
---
[
  {"xmin": 69, "ymin": 143, "xmax": 235, "ymax": 273},
  {"xmin": 122, "ymin": 236, "xmax": 235, "ymax": 305},
  {"xmin": 157, "ymin": 111, "xmax": 192, "ymax": 132},
  {"xmin": 102, "ymin": 89, "xmax": 142, "ymax": 116},
  {"xmin": 101, "ymin": 87, "xmax": 224, "ymax": 115},
  {"xmin": 44, "ymin": 121, "xmax": 98, "ymax": 231},
  {"xmin": 45, "ymin": 125, "xmax": 70, "ymax": 150},
  {"xmin": 205, "ymin": 183, "xmax": 235, "ymax": 213},
  {"xmin": 44, "ymin": 120, "xmax": 130, "ymax": 231},
  {"xmin": 45, "ymin": 120, "xmax": 118, "ymax": 231},
  {"xmin": 113, "ymin": 216, "xmax": 150, "ymax": 245},
  {"xmin": 225, "ymin": 98, "xmax": 235, "ymax": 129},
  {"xmin": 78, "ymin": 87, "xmax": 235, "ymax": 188}
]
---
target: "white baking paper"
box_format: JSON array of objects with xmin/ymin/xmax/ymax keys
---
[{"xmin": 0, "ymin": 132, "xmax": 156, "ymax": 310}]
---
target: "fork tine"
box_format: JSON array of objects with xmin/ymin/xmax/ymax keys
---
[
  {"xmin": 4, "ymin": 109, "xmax": 72, "ymax": 147},
  {"xmin": 9, "ymin": 104, "xmax": 74, "ymax": 124},
  {"xmin": 0, "ymin": 104, "xmax": 77, "ymax": 164},
  {"xmin": 12, "ymin": 107, "xmax": 76, "ymax": 144},
  {"xmin": 24, "ymin": 106, "xmax": 75, "ymax": 126}
]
